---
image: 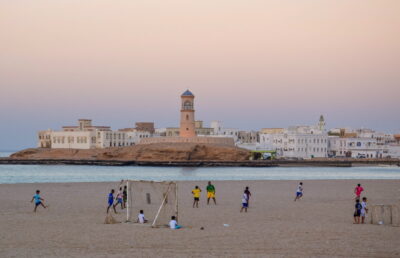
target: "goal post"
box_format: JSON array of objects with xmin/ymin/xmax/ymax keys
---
[{"xmin": 124, "ymin": 180, "xmax": 178, "ymax": 227}]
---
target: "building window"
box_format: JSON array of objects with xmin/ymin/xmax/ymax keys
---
[{"xmin": 183, "ymin": 101, "xmax": 193, "ymax": 110}]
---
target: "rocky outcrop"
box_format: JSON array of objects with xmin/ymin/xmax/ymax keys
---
[{"xmin": 10, "ymin": 143, "xmax": 251, "ymax": 162}]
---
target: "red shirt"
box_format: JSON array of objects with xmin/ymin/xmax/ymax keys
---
[{"xmin": 355, "ymin": 186, "xmax": 364, "ymax": 196}]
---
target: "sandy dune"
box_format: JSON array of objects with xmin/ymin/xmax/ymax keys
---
[{"xmin": 0, "ymin": 180, "xmax": 399, "ymax": 257}]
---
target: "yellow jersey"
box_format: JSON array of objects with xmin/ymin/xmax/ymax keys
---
[{"xmin": 192, "ymin": 188, "xmax": 201, "ymax": 198}]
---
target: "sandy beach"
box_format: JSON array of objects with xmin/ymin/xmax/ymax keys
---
[{"xmin": 0, "ymin": 180, "xmax": 399, "ymax": 257}]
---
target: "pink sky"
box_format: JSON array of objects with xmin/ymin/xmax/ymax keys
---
[{"xmin": 0, "ymin": 0, "xmax": 399, "ymax": 149}]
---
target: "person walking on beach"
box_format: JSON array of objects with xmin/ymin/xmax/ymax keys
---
[
  {"xmin": 240, "ymin": 190, "xmax": 249, "ymax": 213},
  {"xmin": 107, "ymin": 189, "xmax": 117, "ymax": 214},
  {"xmin": 354, "ymin": 184, "xmax": 364, "ymax": 200},
  {"xmin": 206, "ymin": 181, "xmax": 217, "ymax": 205},
  {"xmin": 354, "ymin": 199, "xmax": 362, "ymax": 224},
  {"xmin": 192, "ymin": 185, "xmax": 201, "ymax": 208},
  {"xmin": 244, "ymin": 186, "xmax": 252, "ymax": 207},
  {"xmin": 294, "ymin": 182, "xmax": 304, "ymax": 201},
  {"xmin": 31, "ymin": 190, "xmax": 47, "ymax": 212},
  {"xmin": 361, "ymin": 197, "xmax": 368, "ymax": 224},
  {"xmin": 115, "ymin": 187, "xmax": 124, "ymax": 210}
]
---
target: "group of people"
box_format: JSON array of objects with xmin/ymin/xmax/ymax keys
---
[
  {"xmin": 107, "ymin": 186, "xmax": 128, "ymax": 214},
  {"xmin": 133, "ymin": 209, "xmax": 181, "ymax": 229},
  {"xmin": 31, "ymin": 181, "xmax": 366, "ymax": 228},
  {"xmin": 191, "ymin": 182, "xmax": 252, "ymax": 213},
  {"xmin": 353, "ymin": 184, "xmax": 368, "ymax": 224},
  {"xmin": 191, "ymin": 181, "xmax": 217, "ymax": 208}
]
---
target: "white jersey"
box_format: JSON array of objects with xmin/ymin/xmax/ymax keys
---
[
  {"xmin": 297, "ymin": 185, "xmax": 303, "ymax": 193},
  {"xmin": 361, "ymin": 202, "xmax": 367, "ymax": 213},
  {"xmin": 169, "ymin": 220, "xmax": 177, "ymax": 229},
  {"xmin": 138, "ymin": 213, "xmax": 145, "ymax": 223},
  {"xmin": 242, "ymin": 193, "xmax": 248, "ymax": 204}
]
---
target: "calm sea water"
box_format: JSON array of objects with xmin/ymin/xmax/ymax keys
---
[{"xmin": 1, "ymin": 152, "xmax": 400, "ymax": 184}]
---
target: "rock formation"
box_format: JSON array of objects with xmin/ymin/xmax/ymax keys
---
[{"xmin": 10, "ymin": 143, "xmax": 250, "ymax": 162}]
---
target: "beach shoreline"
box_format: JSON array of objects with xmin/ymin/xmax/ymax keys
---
[{"xmin": 1, "ymin": 180, "xmax": 399, "ymax": 257}]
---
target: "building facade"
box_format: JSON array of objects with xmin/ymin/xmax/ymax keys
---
[
  {"xmin": 260, "ymin": 127, "xmax": 328, "ymax": 158},
  {"xmin": 135, "ymin": 122, "xmax": 155, "ymax": 134},
  {"xmin": 258, "ymin": 117, "xmax": 328, "ymax": 158},
  {"xmin": 210, "ymin": 121, "xmax": 239, "ymax": 142},
  {"xmin": 38, "ymin": 119, "xmax": 135, "ymax": 149},
  {"xmin": 328, "ymin": 136, "xmax": 386, "ymax": 158}
]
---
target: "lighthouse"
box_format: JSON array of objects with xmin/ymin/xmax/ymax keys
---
[{"xmin": 179, "ymin": 90, "xmax": 196, "ymax": 137}]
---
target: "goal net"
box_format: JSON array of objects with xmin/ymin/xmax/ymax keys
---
[{"xmin": 124, "ymin": 180, "xmax": 178, "ymax": 227}]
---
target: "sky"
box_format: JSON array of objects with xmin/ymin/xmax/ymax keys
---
[{"xmin": 0, "ymin": 0, "xmax": 399, "ymax": 150}]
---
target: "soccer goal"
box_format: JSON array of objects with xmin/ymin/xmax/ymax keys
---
[{"xmin": 124, "ymin": 180, "xmax": 178, "ymax": 228}]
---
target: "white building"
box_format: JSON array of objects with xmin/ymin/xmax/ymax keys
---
[
  {"xmin": 210, "ymin": 121, "xmax": 239, "ymax": 142},
  {"xmin": 328, "ymin": 136, "xmax": 384, "ymax": 158},
  {"xmin": 259, "ymin": 116, "xmax": 328, "ymax": 158},
  {"xmin": 327, "ymin": 128, "xmax": 396, "ymax": 158},
  {"xmin": 122, "ymin": 129, "xmax": 151, "ymax": 145},
  {"xmin": 38, "ymin": 119, "xmax": 134, "ymax": 149},
  {"xmin": 386, "ymin": 145, "xmax": 400, "ymax": 158},
  {"xmin": 260, "ymin": 127, "xmax": 328, "ymax": 158}
]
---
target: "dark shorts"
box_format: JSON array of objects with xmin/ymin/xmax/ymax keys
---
[
  {"xmin": 296, "ymin": 192, "xmax": 303, "ymax": 197},
  {"xmin": 242, "ymin": 203, "xmax": 248, "ymax": 208},
  {"xmin": 117, "ymin": 198, "xmax": 123, "ymax": 204},
  {"xmin": 108, "ymin": 201, "xmax": 113, "ymax": 206},
  {"xmin": 194, "ymin": 197, "xmax": 199, "ymax": 201},
  {"xmin": 354, "ymin": 210, "xmax": 361, "ymax": 217},
  {"xmin": 35, "ymin": 201, "xmax": 42, "ymax": 206}
]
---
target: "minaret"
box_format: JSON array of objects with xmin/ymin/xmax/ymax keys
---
[
  {"xmin": 318, "ymin": 115, "xmax": 326, "ymax": 131},
  {"xmin": 180, "ymin": 90, "xmax": 196, "ymax": 137}
]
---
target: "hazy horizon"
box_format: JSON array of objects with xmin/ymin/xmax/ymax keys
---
[{"xmin": 1, "ymin": 0, "xmax": 399, "ymax": 150}]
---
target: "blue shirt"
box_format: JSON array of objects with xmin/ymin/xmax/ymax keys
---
[
  {"xmin": 108, "ymin": 193, "xmax": 114, "ymax": 204},
  {"xmin": 33, "ymin": 194, "xmax": 41, "ymax": 204}
]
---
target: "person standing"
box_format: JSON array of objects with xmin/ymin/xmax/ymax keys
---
[
  {"xmin": 294, "ymin": 182, "xmax": 304, "ymax": 201},
  {"xmin": 115, "ymin": 187, "xmax": 124, "ymax": 210},
  {"xmin": 123, "ymin": 185, "xmax": 127, "ymax": 209},
  {"xmin": 361, "ymin": 197, "xmax": 368, "ymax": 224},
  {"xmin": 31, "ymin": 190, "xmax": 47, "ymax": 212},
  {"xmin": 354, "ymin": 199, "xmax": 362, "ymax": 224},
  {"xmin": 191, "ymin": 185, "xmax": 201, "ymax": 208},
  {"xmin": 206, "ymin": 181, "xmax": 217, "ymax": 205},
  {"xmin": 354, "ymin": 184, "xmax": 364, "ymax": 200},
  {"xmin": 107, "ymin": 189, "xmax": 117, "ymax": 214},
  {"xmin": 244, "ymin": 186, "xmax": 252, "ymax": 207}
]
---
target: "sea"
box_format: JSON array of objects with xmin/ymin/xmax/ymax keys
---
[{"xmin": 0, "ymin": 151, "xmax": 400, "ymax": 184}]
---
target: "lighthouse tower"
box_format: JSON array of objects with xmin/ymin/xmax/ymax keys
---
[{"xmin": 180, "ymin": 90, "xmax": 196, "ymax": 137}]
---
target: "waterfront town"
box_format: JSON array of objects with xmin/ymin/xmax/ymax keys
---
[{"xmin": 37, "ymin": 91, "xmax": 400, "ymax": 159}]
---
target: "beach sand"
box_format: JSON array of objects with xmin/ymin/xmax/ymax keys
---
[{"xmin": 0, "ymin": 180, "xmax": 399, "ymax": 257}]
